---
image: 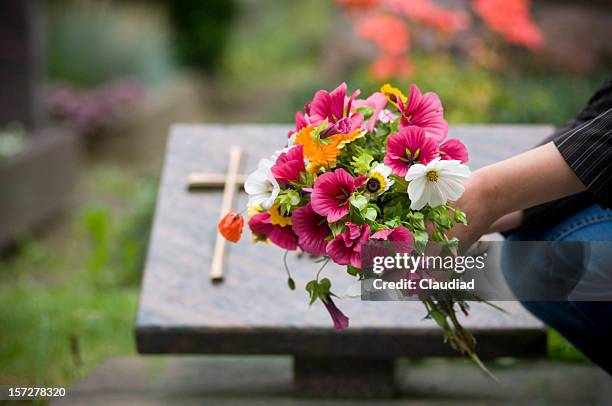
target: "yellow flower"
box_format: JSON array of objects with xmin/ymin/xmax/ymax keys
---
[
  {"xmin": 247, "ymin": 205, "xmax": 261, "ymax": 218},
  {"xmin": 268, "ymin": 204, "xmax": 292, "ymax": 227},
  {"xmin": 380, "ymin": 83, "xmax": 407, "ymax": 107},
  {"xmin": 366, "ymin": 163, "xmax": 394, "ymax": 195}
]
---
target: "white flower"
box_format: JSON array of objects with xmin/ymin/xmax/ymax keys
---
[
  {"xmin": 366, "ymin": 163, "xmax": 394, "ymax": 194},
  {"xmin": 405, "ymin": 158, "xmax": 470, "ymax": 210},
  {"xmin": 244, "ymin": 158, "xmax": 280, "ymax": 210}
]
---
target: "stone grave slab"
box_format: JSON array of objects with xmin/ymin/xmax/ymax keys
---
[{"xmin": 136, "ymin": 124, "xmax": 552, "ymax": 395}]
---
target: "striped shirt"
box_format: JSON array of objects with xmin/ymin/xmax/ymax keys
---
[
  {"xmin": 519, "ymin": 78, "xmax": 612, "ymax": 232},
  {"xmin": 554, "ymin": 106, "xmax": 612, "ymax": 208}
]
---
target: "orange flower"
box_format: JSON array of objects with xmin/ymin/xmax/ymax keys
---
[
  {"xmin": 294, "ymin": 125, "xmax": 364, "ymax": 173},
  {"xmin": 218, "ymin": 211, "xmax": 244, "ymax": 243}
]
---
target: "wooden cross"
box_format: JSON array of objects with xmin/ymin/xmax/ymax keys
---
[{"xmin": 187, "ymin": 145, "xmax": 248, "ymax": 282}]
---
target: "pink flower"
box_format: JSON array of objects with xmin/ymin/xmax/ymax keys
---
[
  {"xmin": 292, "ymin": 203, "xmax": 331, "ymax": 256},
  {"xmin": 384, "ymin": 126, "xmax": 438, "ymax": 176},
  {"xmin": 322, "ymin": 295, "xmax": 349, "ymax": 331},
  {"xmin": 352, "ymin": 92, "xmax": 388, "ymax": 133},
  {"xmin": 326, "ymin": 222, "xmax": 371, "ymax": 268},
  {"xmin": 371, "ymin": 226, "xmax": 414, "ymax": 254},
  {"xmin": 295, "ymin": 111, "xmax": 308, "ymax": 131},
  {"xmin": 398, "ymin": 84, "xmax": 448, "ymax": 143},
  {"xmin": 379, "ymin": 109, "xmax": 398, "ymax": 123},
  {"xmin": 248, "ymin": 213, "xmax": 298, "ymax": 251},
  {"xmin": 439, "ymin": 139, "xmax": 469, "ymax": 163},
  {"xmin": 306, "ymin": 83, "xmax": 364, "ymax": 135},
  {"xmin": 311, "ymin": 169, "xmax": 366, "ymax": 223},
  {"xmin": 271, "ymin": 145, "xmax": 306, "ymax": 184},
  {"xmin": 288, "ymin": 112, "xmax": 309, "ymax": 140}
]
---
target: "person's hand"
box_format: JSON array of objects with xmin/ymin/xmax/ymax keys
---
[
  {"xmin": 446, "ymin": 142, "xmax": 585, "ymax": 247},
  {"xmin": 446, "ymin": 169, "xmax": 506, "ymax": 247}
]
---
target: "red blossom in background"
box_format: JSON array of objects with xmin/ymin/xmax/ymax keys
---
[
  {"xmin": 338, "ymin": 0, "xmax": 543, "ymax": 79},
  {"xmin": 355, "ymin": 14, "xmax": 413, "ymax": 79},
  {"xmin": 472, "ymin": 0, "xmax": 543, "ymax": 50}
]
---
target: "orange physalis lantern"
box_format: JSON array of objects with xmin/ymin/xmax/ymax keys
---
[{"xmin": 218, "ymin": 211, "xmax": 244, "ymax": 243}]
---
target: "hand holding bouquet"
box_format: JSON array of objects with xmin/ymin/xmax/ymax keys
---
[{"xmin": 220, "ymin": 82, "xmax": 495, "ymax": 375}]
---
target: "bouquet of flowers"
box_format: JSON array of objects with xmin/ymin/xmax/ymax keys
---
[{"xmin": 219, "ymin": 82, "xmax": 493, "ymax": 373}]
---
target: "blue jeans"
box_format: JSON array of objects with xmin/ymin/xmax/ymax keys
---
[{"xmin": 503, "ymin": 204, "xmax": 612, "ymax": 374}]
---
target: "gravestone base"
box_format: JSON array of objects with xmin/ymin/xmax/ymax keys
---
[
  {"xmin": 294, "ymin": 356, "xmax": 395, "ymax": 397},
  {"xmin": 55, "ymin": 356, "xmax": 612, "ymax": 405}
]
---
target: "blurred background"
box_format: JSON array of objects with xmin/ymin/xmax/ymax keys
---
[{"xmin": 0, "ymin": 0, "xmax": 610, "ymax": 389}]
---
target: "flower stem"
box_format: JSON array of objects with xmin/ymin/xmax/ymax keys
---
[{"xmin": 316, "ymin": 258, "xmax": 331, "ymax": 282}]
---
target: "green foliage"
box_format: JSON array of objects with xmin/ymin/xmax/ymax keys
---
[
  {"xmin": 548, "ymin": 329, "xmax": 588, "ymax": 362},
  {"xmin": 347, "ymin": 265, "xmax": 362, "ymax": 277},
  {"xmin": 79, "ymin": 179, "xmax": 157, "ymax": 288},
  {"xmin": 276, "ymin": 189, "xmax": 301, "ymax": 215},
  {"xmin": 363, "ymin": 206, "xmax": 378, "ymax": 222},
  {"xmin": 352, "ymin": 54, "xmax": 609, "ymax": 127},
  {"xmin": 166, "ymin": 0, "xmax": 236, "ymax": 71},
  {"xmin": 297, "ymin": 172, "xmax": 315, "ymax": 188},
  {"xmin": 351, "ymin": 150, "xmax": 374, "ymax": 174},
  {"xmin": 306, "ymin": 277, "xmax": 332, "ymax": 305},
  {"xmin": 47, "ymin": 0, "xmax": 177, "ymax": 86},
  {"xmin": 81, "ymin": 206, "xmax": 111, "ymax": 282},
  {"xmin": 350, "ymin": 194, "xmax": 368, "ymax": 212},
  {"xmin": 0, "ymin": 172, "xmax": 157, "ymax": 387},
  {"xmin": 0, "ymin": 282, "xmax": 138, "ymax": 386},
  {"xmin": 328, "ymin": 221, "xmax": 346, "ymax": 237}
]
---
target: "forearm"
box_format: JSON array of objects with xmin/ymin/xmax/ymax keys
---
[
  {"xmin": 473, "ymin": 142, "xmax": 586, "ymax": 221},
  {"xmin": 488, "ymin": 210, "xmax": 523, "ymax": 233}
]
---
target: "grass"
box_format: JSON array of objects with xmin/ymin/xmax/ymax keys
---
[
  {"xmin": 0, "ymin": 166, "xmax": 156, "ymax": 388},
  {"xmin": 548, "ymin": 330, "xmax": 588, "ymax": 362},
  {"xmin": 0, "ymin": 281, "xmax": 137, "ymax": 386}
]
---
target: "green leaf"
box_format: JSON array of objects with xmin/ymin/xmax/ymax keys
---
[
  {"xmin": 347, "ymin": 265, "xmax": 362, "ymax": 277},
  {"xmin": 350, "ymin": 194, "xmax": 368, "ymax": 211},
  {"xmin": 312, "ymin": 119, "xmax": 329, "ymax": 141},
  {"xmin": 407, "ymin": 211, "xmax": 426, "ymax": 230},
  {"xmin": 445, "ymin": 238, "xmax": 459, "ymax": 256},
  {"xmin": 355, "ymin": 105, "xmax": 374, "ymax": 118},
  {"xmin": 329, "ymin": 221, "xmax": 346, "ymax": 237},
  {"xmin": 287, "ymin": 277, "xmax": 296, "ymax": 290},
  {"xmin": 428, "ymin": 308, "xmax": 447, "ymax": 328},
  {"xmin": 276, "ymin": 189, "xmax": 302, "ymax": 215},
  {"xmin": 454, "ymin": 208, "xmax": 468, "ymax": 225},
  {"xmin": 384, "ymin": 217, "xmax": 401, "ymax": 228},
  {"xmin": 390, "ymin": 118, "xmax": 399, "ymax": 133},
  {"xmin": 428, "ymin": 206, "xmax": 453, "ymax": 230},
  {"xmin": 298, "ymin": 172, "xmax": 314, "ymax": 188},
  {"xmin": 318, "ymin": 278, "xmax": 331, "ymax": 298},
  {"xmin": 413, "ymin": 230, "xmax": 429, "ymax": 253},
  {"xmin": 351, "ymin": 150, "xmax": 374, "ymax": 174},
  {"xmin": 364, "ymin": 207, "xmax": 377, "ymax": 221},
  {"xmin": 306, "ymin": 280, "xmax": 318, "ymax": 305}
]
